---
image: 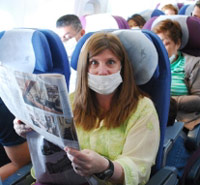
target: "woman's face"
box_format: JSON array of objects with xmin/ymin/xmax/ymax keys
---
[
  {"xmin": 157, "ymin": 32, "xmax": 180, "ymax": 58},
  {"xmin": 88, "ymin": 49, "xmax": 121, "ymax": 75}
]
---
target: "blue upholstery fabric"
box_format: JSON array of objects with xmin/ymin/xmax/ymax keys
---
[
  {"xmin": 71, "ymin": 32, "xmax": 94, "ymax": 70},
  {"xmin": 39, "ymin": 29, "xmax": 70, "ymax": 89},
  {"xmin": 70, "ymin": 29, "xmax": 171, "ymax": 172},
  {"xmin": 141, "ymin": 30, "xmax": 171, "ymax": 171},
  {"xmin": 179, "ymin": 4, "xmax": 194, "ymax": 15}
]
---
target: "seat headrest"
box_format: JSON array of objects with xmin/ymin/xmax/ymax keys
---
[
  {"xmin": 72, "ymin": 30, "xmax": 158, "ymax": 85},
  {"xmin": 0, "ymin": 28, "xmax": 52, "ymax": 73},
  {"xmin": 112, "ymin": 16, "xmax": 130, "ymax": 29},
  {"xmin": 80, "ymin": 14, "xmax": 119, "ymax": 33},
  {"xmin": 140, "ymin": 9, "xmax": 164, "ymax": 21},
  {"xmin": 178, "ymin": 4, "xmax": 195, "ymax": 15},
  {"xmin": 156, "ymin": 2, "xmax": 184, "ymax": 11},
  {"xmin": 143, "ymin": 15, "xmax": 200, "ymax": 56}
]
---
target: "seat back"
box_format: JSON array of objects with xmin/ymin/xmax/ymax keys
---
[
  {"xmin": 0, "ymin": 28, "xmax": 70, "ymax": 88},
  {"xmin": 143, "ymin": 15, "xmax": 200, "ymax": 57},
  {"xmin": 140, "ymin": 9, "xmax": 164, "ymax": 21},
  {"xmin": 179, "ymin": 4, "xmax": 194, "ymax": 15},
  {"xmin": 156, "ymin": 2, "xmax": 184, "ymax": 12},
  {"xmin": 79, "ymin": 13, "xmax": 129, "ymax": 33},
  {"xmin": 71, "ymin": 29, "xmax": 171, "ymax": 172}
]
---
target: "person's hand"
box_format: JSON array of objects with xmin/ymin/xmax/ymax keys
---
[
  {"xmin": 13, "ymin": 118, "xmax": 33, "ymax": 138},
  {"xmin": 64, "ymin": 147, "xmax": 109, "ymax": 177}
]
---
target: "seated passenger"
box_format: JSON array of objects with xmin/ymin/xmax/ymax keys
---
[
  {"xmin": 152, "ymin": 19, "xmax": 200, "ymax": 131},
  {"xmin": 192, "ymin": 1, "xmax": 200, "ymax": 18},
  {"xmin": 56, "ymin": 14, "xmax": 85, "ymax": 93},
  {"xmin": 152, "ymin": 19, "xmax": 200, "ymax": 177},
  {"xmin": 14, "ymin": 32, "xmax": 160, "ymax": 185},
  {"xmin": 56, "ymin": 14, "xmax": 85, "ymax": 60},
  {"xmin": 161, "ymin": 4, "xmax": 178, "ymax": 15},
  {"xmin": 0, "ymin": 100, "xmax": 30, "ymax": 181},
  {"xmin": 127, "ymin": 14, "xmax": 146, "ymax": 29}
]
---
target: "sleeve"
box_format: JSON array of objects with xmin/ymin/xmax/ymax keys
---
[
  {"xmin": 114, "ymin": 98, "xmax": 160, "ymax": 185},
  {"xmin": 172, "ymin": 59, "xmax": 200, "ymax": 113},
  {"xmin": 0, "ymin": 98, "xmax": 26, "ymax": 146},
  {"xmin": 172, "ymin": 95, "xmax": 200, "ymax": 112}
]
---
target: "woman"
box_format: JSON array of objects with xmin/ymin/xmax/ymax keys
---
[
  {"xmin": 14, "ymin": 32, "xmax": 160, "ymax": 185},
  {"xmin": 152, "ymin": 19, "xmax": 200, "ymax": 131},
  {"xmin": 152, "ymin": 19, "xmax": 200, "ymax": 177}
]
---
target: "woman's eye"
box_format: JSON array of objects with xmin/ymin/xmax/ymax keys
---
[
  {"xmin": 89, "ymin": 60, "xmax": 98, "ymax": 65},
  {"xmin": 107, "ymin": 59, "xmax": 115, "ymax": 65}
]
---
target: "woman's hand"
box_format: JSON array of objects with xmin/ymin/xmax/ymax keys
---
[
  {"xmin": 13, "ymin": 118, "xmax": 33, "ymax": 138},
  {"xmin": 64, "ymin": 147, "xmax": 109, "ymax": 177}
]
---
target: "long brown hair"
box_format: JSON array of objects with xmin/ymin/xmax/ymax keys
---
[{"xmin": 73, "ymin": 32, "xmax": 144, "ymax": 131}]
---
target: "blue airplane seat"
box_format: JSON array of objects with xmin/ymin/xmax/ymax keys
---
[
  {"xmin": 71, "ymin": 29, "xmax": 181, "ymax": 184},
  {"xmin": 179, "ymin": 4, "xmax": 194, "ymax": 15},
  {"xmin": 0, "ymin": 28, "xmax": 70, "ymax": 184},
  {"xmin": 140, "ymin": 9, "xmax": 164, "ymax": 21}
]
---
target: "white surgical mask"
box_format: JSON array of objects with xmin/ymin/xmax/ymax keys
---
[
  {"xmin": 63, "ymin": 37, "xmax": 77, "ymax": 61},
  {"xmin": 88, "ymin": 71, "xmax": 123, "ymax": 95}
]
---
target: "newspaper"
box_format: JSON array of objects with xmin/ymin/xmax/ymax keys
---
[{"xmin": 0, "ymin": 65, "xmax": 102, "ymax": 185}]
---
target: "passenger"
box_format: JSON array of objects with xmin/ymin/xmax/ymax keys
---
[
  {"xmin": 56, "ymin": 14, "xmax": 85, "ymax": 60},
  {"xmin": 161, "ymin": 4, "xmax": 178, "ymax": 15},
  {"xmin": 152, "ymin": 19, "xmax": 200, "ymax": 177},
  {"xmin": 56, "ymin": 14, "xmax": 85, "ymax": 93},
  {"xmin": 0, "ymin": 100, "xmax": 30, "ymax": 181},
  {"xmin": 127, "ymin": 14, "xmax": 146, "ymax": 29},
  {"xmin": 192, "ymin": 1, "xmax": 200, "ymax": 18},
  {"xmin": 14, "ymin": 32, "xmax": 160, "ymax": 185}
]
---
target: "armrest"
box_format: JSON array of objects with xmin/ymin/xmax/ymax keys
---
[
  {"xmin": 163, "ymin": 122, "xmax": 184, "ymax": 166},
  {"xmin": 3, "ymin": 163, "xmax": 32, "ymax": 185},
  {"xmin": 146, "ymin": 166, "xmax": 179, "ymax": 185},
  {"xmin": 186, "ymin": 124, "xmax": 200, "ymax": 151},
  {"xmin": 186, "ymin": 157, "xmax": 200, "ymax": 185}
]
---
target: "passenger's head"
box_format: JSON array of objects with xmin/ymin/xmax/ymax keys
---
[
  {"xmin": 76, "ymin": 32, "xmax": 136, "ymax": 92},
  {"xmin": 161, "ymin": 4, "xmax": 178, "ymax": 15},
  {"xmin": 127, "ymin": 14, "xmax": 146, "ymax": 29},
  {"xmin": 152, "ymin": 19, "xmax": 182, "ymax": 58},
  {"xmin": 56, "ymin": 14, "xmax": 85, "ymax": 42},
  {"xmin": 192, "ymin": 1, "xmax": 200, "ymax": 18},
  {"xmin": 74, "ymin": 32, "xmax": 142, "ymax": 130}
]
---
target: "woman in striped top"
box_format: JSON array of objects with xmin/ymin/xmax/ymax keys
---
[
  {"xmin": 152, "ymin": 19, "xmax": 200, "ymax": 178},
  {"xmin": 153, "ymin": 19, "xmax": 200, "ymax": 130}
]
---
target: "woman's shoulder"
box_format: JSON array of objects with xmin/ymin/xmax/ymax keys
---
[
  {"xmin": 138, "ymin": 96, "xmax": 155, "ymax": 109},
  {"xmin": 129, "ymin": 96, "xmax": 157, "ymax": 119}
]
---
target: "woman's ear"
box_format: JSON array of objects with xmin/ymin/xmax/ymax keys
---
[{"xmin": 177, "ymin": 39, "xmax": 181, "ymax": 50}]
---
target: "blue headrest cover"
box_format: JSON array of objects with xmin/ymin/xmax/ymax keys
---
[
  {"xmin": 0, "ymin": 29, "xmax": 52, "ymax": 74},
  {"xmin": 72, "ymin": 30, "xmax": 158, "ymax": 85}
]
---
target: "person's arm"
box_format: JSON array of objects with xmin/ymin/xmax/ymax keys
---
[
  {"xmin": 13, "ymin": 118, "xmax": 33, "ymax": 138},
  {"xmin": 65, "ymin": 147, "xmax": 124, "ymax": 184},
  {"xmin": 172, "ymin": 58, "xmax": 200, "ymax": 113},
  {"xmin": 0, "ymin": 141, "xmax": 30, "ymax": 181},
  {"xmin": 65, "ymin": 97, "xmax": 160, "ymax": 184},
  {"xmin": 113, "ymin": 98, "xmax": 160, "ymax": 185},
  {"xmin": 172, "ymin": 95, "xmax": 200, "ymax": 112}
]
